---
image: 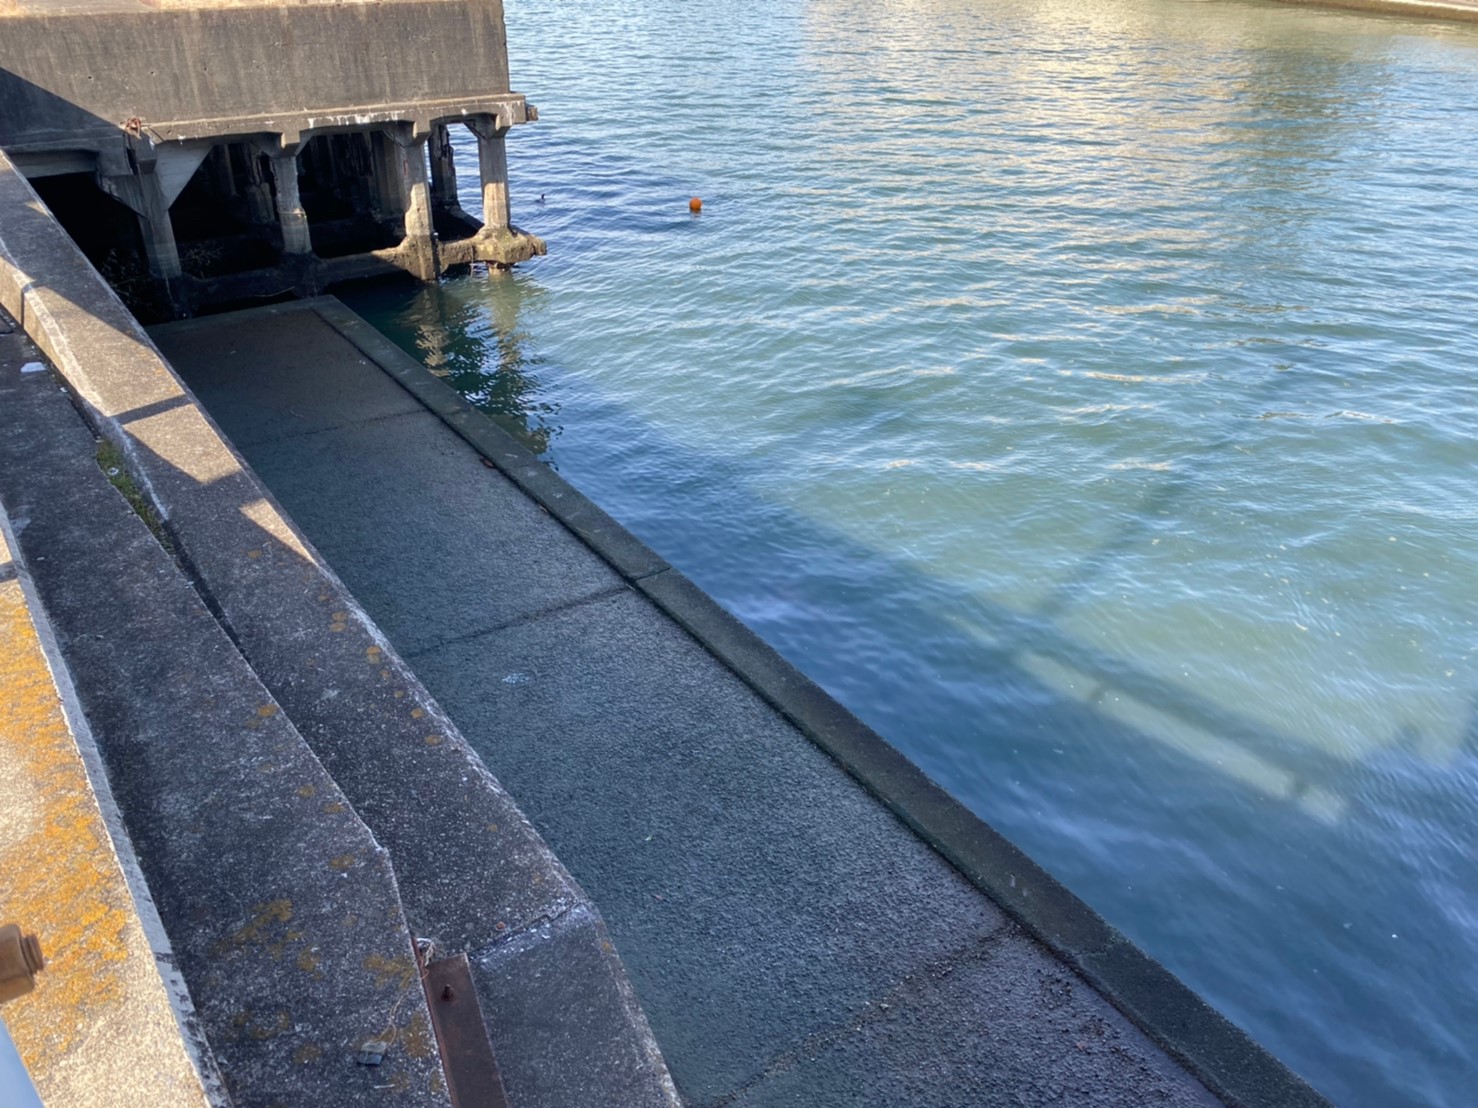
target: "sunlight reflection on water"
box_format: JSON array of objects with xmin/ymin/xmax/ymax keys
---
[{"xmin": 342, "ymin": 1, "xmax": 1478, "ymax": 1103}]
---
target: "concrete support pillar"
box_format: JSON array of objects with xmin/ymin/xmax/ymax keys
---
[
  {"xmin": 96, "ymin": 140, "xmax": 189, "ymax": 316},
  {"xmin": 388, "ymin": 129, "xmax": 438, "ymax": 280},
  {"xmin": 134, "ymin": 176, "xmax": 183, "ymax": 282},
  {"xmin": 462, "ymin": 115, "xmax": 545, "ymax": 268},
  {"xmin": 473, "ymin": 122, "xmax": 511, "ymax": 233},
  {"xmin": 429, "ymin": 123, "xmax": 462, "ymax": 215},
  {"xmin": 368, "ymin": 130, "xmax": 407, "ymax": 227},
  {"xmin": 242, "ymin": 147, "xmax": 276, "ymax": 226},
  {"xmin": 206, "ymin": 145, "xmax": 237, "ymax": 199},
  {"xmin": 267, "ymin": 150, "xmax": 312, "ymax": 257},
  {"xmin": 97, "ymin": 153, "xmax": 182, "ymax": 281}
]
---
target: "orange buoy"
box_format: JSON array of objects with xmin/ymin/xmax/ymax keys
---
[{"xmin": 689, "ymin": 197, "xmax": 703, "ymax": 213}]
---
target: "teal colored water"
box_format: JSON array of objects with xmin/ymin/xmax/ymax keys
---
[{"xmin": 340, "ymin": 0, "xmax": 1478, "ymax": 1103}]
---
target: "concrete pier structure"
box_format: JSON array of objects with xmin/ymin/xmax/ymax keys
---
[{"xmin": 0, "ymin": 0, "xmax": 546, "ymax": 318}]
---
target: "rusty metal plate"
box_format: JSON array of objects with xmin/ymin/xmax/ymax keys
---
[{"xmin": 423, "ymin": 954, "xmax": 511, "ymax": 1108}]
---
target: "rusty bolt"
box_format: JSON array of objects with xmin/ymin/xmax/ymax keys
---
[
  {"xmin": 0, "ymin": 924, "xmax": 44, "ymax": 1005},
  {"xmin": 441, "ymin": 984, "xmax": 455, "ymax": 1001}
]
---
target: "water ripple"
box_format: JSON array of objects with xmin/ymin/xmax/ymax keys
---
[{"xmin": 344, "ymin": 2, "xmax": 1478, "ymax": 1104}]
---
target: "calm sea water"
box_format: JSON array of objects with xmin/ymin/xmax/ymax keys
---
[{"xmin": 342, "ymin": 1, "xmax": 1478, "ymax": 1103}]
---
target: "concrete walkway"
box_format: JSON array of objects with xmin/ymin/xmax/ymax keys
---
[{"xmin": 152, "ymin": 299, "xmax": 1305, "ymax": 1108}]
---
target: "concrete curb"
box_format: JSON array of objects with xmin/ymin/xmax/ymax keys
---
[{"xmin": 297, "ymin": 296, "xmax": 1332, "ymax": 1108}]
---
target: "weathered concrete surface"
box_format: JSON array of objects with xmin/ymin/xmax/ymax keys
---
[
  {"xmin": 0, "ymin": 150, "xmax": 675, "ymax": 1105},
  {"xmin": 0, "ymin": 326, "xmax": 449, "ymax": 1104},
  {"xmin": 0, "ymin": 0, "xmax": 531, "ymax": 154},
  {"xmin": 0, "ymin": 514, "xmax": 224, "ymax": 1107},
  {"xmin": 472, "ymin": 904, "xmax": 688, "ymax": 1108},
  {"xmin": 150, "ymin": 296, "xmax": 1305, "ymax": 1108}
]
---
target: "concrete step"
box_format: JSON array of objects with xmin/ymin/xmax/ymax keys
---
[
  {"xmin": 0, "ymin": 514, "xmax": 224, "ymax": 1107},
  {"xmin": 1, "ymin": 145, "xmax": 676, "ymax": 1106},
  {"xmin": 0, "ymin": 326, "xmax": 450, "ymax": 1106}
]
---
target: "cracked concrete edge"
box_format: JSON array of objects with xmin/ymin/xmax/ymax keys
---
[
  {"xmin": 303, "ymin": 297, "xmax": 1334, "ymax": 1108},
  {"xmin": 0, "ymin": 503, "xmax": 231, "ymax": 1108}
]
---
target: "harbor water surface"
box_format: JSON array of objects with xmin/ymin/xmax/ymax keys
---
[{"xmin": 341, "ymin": 0, "xmax": 1478, "ymax": 1103}]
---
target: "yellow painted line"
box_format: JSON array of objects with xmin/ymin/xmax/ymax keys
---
[{"xmin": 0, "ymin": 531, "xmax": 212, "ymax": 1105}]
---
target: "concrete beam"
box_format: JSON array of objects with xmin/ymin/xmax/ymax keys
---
[
  {"xmin": 0, "ymin": 1, "xmax": 528, "ymax": 153},
  {"xmin": 152, "ymin": 141, "xmax": 211, "ymax": 209},
  {"xmin": 8, "ymin": 150, "xmax": 97, "ymax": 179}
]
